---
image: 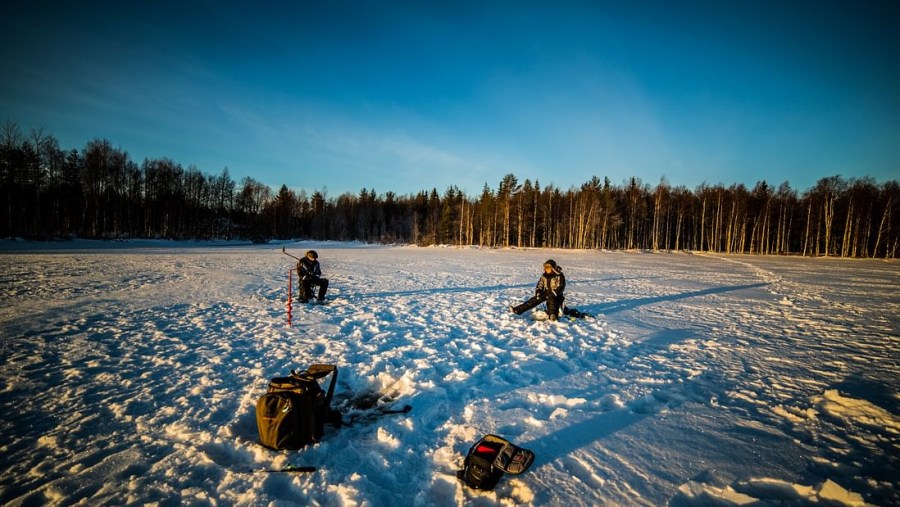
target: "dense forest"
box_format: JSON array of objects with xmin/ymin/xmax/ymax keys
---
[{"xmin": 2, "ymin": 121, "xmax": 897, "ymax": 258}]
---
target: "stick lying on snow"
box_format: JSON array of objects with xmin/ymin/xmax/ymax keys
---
[{"xmin": 239, "ymin": 465, "xmax": 317, "ymax": 474}]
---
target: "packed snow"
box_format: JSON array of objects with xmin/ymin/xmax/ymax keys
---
[{"xmin": 1, "ymin": 240, "xmax": 897, "ymax": 506}]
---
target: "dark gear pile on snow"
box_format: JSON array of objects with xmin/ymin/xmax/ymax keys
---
[
  {"xmin": 256, "ymin": 364, "xmax": 341, "ymax": 450},
  {"xmin": 457, "ymin": 434, "xmax": 535, "ymax": 490},
  {"xmin": 562, "ymin": 306, "xmax": 591, "ymax": 319}
]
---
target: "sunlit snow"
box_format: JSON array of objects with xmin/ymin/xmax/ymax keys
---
[{"xmin": 1, "ymin": 240, "xmax": 897, "ymax": 505}]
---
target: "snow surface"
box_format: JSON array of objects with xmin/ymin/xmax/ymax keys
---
[{"xmin": 1, "ymin": 240, "xmax": 898, "ymax": 506}]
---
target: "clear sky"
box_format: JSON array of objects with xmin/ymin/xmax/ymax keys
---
[{"xmin": 2, "ymin": 1, "xmax": 898, "ymax": 197}]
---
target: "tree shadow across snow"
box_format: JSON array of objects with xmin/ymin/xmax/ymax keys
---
[
  {"xmin": 524, "ymin": 409, "xmax": 651, "ymax": 465},
  {"xmin": 516, "ymin": 323, "xmax": 707, "ymax": 472},
  {"xmin": 582, "ymin": 282, "xmax": 770, "ymax": 315},
  {"xmin": 347, "ymin": 276, "xmax": 658, "ymax": 302},
  {"xmin": 572, "ymin": 275, "xmax": 661, "ymax": 286},
  {"xmin": 519, "ymin": 379, "xmax": 693, "ymax": 475},
  {"xmin": 349, "ymin": 282, "xmax": 535, "ymax": 300}
]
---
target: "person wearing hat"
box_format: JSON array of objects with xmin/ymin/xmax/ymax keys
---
[
  {"xmin": 298, "ymin": 250, "xmax": 329, "ymax": 303},
  {"xmin": 511, "ymin": 259, "xmax": 566, "ymax": 321}
]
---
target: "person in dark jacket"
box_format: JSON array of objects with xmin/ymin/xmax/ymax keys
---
[
  {"xmin": 511, "ymin": 259, "xmax": 566, "ymax": 321},
  {"xmin": 298, "ymin": 250, "xmax": 329, "ymax": 303}
]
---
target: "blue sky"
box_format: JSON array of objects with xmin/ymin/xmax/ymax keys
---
[{"xmin": 2, "ymin": 1, "xmax": 898, "ymax": 196}]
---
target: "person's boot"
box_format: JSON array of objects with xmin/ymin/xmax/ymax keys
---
[
  {"xmin": 317, "ymin": 279, "xmax": 329, "ymax": 301},
  {"xmin": 512, "ymin": 297, "xmax": 542, "ymax": 315}
]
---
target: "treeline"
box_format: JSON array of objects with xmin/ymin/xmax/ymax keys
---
[{"xmin": 2, "ymin": 121, "xmax": 897, "ymax": 258}]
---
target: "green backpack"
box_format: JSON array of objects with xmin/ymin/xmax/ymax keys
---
[{"xmin": 256, "ymin": 365, "xmax": 339, "ymax": 450}]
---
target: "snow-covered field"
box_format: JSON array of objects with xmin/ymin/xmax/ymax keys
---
[{"xmin": 1, "ymin": 240, "xmax": 897, "ymax": 506}]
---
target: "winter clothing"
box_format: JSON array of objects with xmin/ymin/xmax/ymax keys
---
[
  {"xmin": 511, "ymin": 260, "xmax": 566, "ymax": 320},
  {"xmin": 298, "ymin": 251, "xmax": 329, "ymax": 302}
]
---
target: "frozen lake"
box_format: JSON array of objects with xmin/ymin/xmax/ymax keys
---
[{"xmin": 1, "ymin": 241, "xmax": 897, "ymax": 505}]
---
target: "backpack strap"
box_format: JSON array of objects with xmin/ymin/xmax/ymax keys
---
[
  {"xmin": 322, "ymin": 366, "xmax": 338, "ymax": 406},
  {"xmin": 293, "ymin": 364, "xmax": 338, "ymax": 406},
  {"xmin": 306, "ymin": 364, "xmax": 335, "ymax": 380}
]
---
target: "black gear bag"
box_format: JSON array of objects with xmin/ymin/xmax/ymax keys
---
[
  {"xmin": 457, "ymin": 434, "xmax": 535, "ymax": 490},
  {"xmin": 256, "ymin": 364, "xmax": 341, "ymax": 450}
]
